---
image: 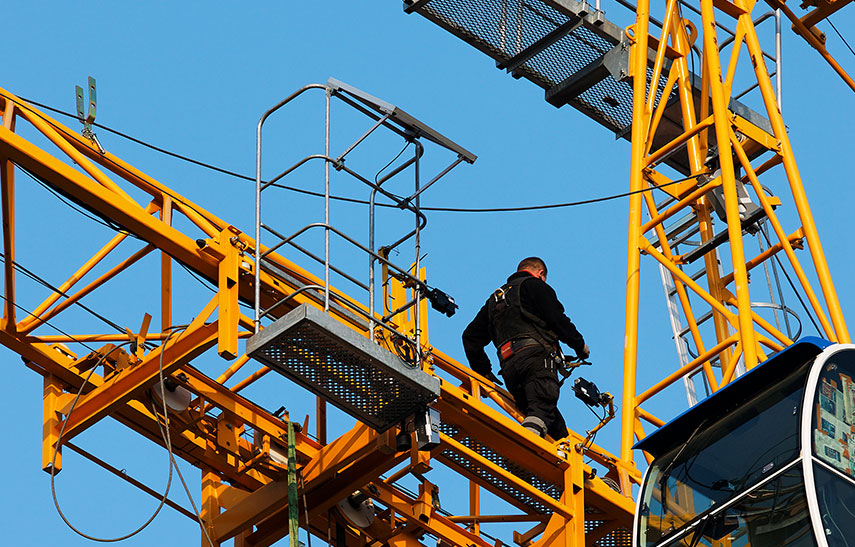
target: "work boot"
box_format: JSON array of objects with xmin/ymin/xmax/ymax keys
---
[{"xmin": 521, "ymin": 416, "xmax": 546, "ymax": 437}]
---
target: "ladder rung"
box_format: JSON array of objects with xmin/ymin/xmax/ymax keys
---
[
  {"xmin": 682, "ymin": 206, "xmax": 767, "ymax": 264},
  {"xmin": 667, "ymin": 268, "xmax": 707, "ymax": 297},
  {"xmin": 677, "ymin": 310, "xmax": 714, "ymax": 338}
]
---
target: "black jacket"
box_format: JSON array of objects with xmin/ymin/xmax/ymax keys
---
[{"xmin": 462, "ymin": 271, "xmax": 586, "ymax": 376}]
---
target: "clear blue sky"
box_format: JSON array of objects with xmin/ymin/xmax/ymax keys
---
[{"xmin": 2, "ymin": 1, "xmax": 854, "ymax": 545}]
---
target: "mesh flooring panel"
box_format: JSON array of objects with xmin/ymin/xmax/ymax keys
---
[
  {"xmin": 441, "ymin": 448, "xmax": 555, "ymax": 513},
  {"xmin": 420, "ymin": 0, "xmax": 515, "ymax": 61},
  {"xmin": 586, "ymin": 519, "xmax": 632, "ymax": 545},
  {"xmin": 586, "ymin": 520, "xmax": 633, "ymax": 545},
  {"xmin": 438, "ymin": 421, "xmax": 461, "ymax": 437},
  {"xmin": 411, "ymin": 0, "xmax": 700, "ymax": 174},
  {"xmin": 419, "ymin": 0, "xmax": 620, "ymax": 90},
  {"xmin": 573, "ymin": 65, "xmax": 676, "ymax": 133},
  {"xmin": 522, "ymin": 25, "xmax": 614, "ymax": 88},
  {"xmin": 247, "ymin": 304, "xmax": 440, "ymax": 432},
  {"xmin": 595, "ymin": 528, "xmax": 632, "ymax": 546},
  {"xmin": 440, "ymin": 435, "xmax": 563, "ymax": 513}
]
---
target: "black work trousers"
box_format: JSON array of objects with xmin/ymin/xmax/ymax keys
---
[{"xmin": 499, "ymin": 346, "xmax": 568, "ymax": 439}]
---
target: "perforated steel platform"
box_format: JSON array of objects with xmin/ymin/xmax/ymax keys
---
[
  {"xmin": 404, "ymin": 0, "xmax": 772, "ymax": 175},
  {"xmin": 587, "ymin": 520, "xmax": 632, "ymax": 546},
  {"xmin": 437, "ymin": 431, "xmax": 563, "ymax": 513},
  {"xmin": 247, "ymin": 303, "xmax": 441, "ymax": 432}
]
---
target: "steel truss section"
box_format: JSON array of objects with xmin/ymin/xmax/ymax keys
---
[
  {"xmin": 398, "ymin": 0, "xmax": 851, "ymax": 529},
  {"xmin": 0, "ymin": 82, "xmax": 638, "ymax": 547},
  {"xmin": 620, "ymin": 0, "xmax": 850, "ymax": 468},
  {"xmin": 4, "ymin": 0, "xmax": 849, "ymax": 542}
]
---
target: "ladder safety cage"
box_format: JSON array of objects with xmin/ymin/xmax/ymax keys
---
[{"xmin": 250, "ymin": 77, "xmax": 474, "ymax": 431}]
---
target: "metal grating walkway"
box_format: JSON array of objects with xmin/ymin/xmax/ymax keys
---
[
  {"xmin": 439, "ymin": 435, "xmax": 563, "ymax": 513},
  {"xmin": 247, "ymin": 304, "xmax": 441, "ymax": 432},
  {"xmin": 586, "ymin": 520, "xmax": 633, "ymax": 546},
  {"xmin": 404, "ymin": 0, "xmax": 772, "ymax": 175}
]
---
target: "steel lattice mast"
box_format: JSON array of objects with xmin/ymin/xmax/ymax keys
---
[{"xmin": 620, "ymin": 0, "xmax": 850, "ymax": 465}]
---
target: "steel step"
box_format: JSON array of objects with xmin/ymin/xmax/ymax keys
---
[{"xmin": 247, "ymin": 303, "xmax": 440, "ymax": 432}]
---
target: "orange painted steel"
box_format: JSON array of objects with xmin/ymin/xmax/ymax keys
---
[
  {"xmin": 1, "ymin": 102, "xmax": 16, "ymax": 331},
  {"xmin": 704, "ymin": 0, "xmax": 759, "ymax": 370},
  {"xmin": 621, "ymin": 0, "xmax": 652, "ymax": 467},
  {"xmin": 771, "ymin": 0, "xmax": 855, "ymax": 93},
  {"xmin": 3, "ymin": 0, "xmax": 854, "ymax": 542},
  {"xmin": 0, "ymin": 84, "xmax": 640, "ymax": 547},
  {"xmin": 800, "ymin": 0, "xmax": 853, "ymax": 28},
  {"xmin": 618, "ymin": 0, "xmax": 850, "ymax": 481},
  {"xmin": 20, "ymin": 244, "xmax": 156, "ymax": 334},
  {"xmin": 20, "ymin": 230, "xmax": 134, "ymax": 330}
]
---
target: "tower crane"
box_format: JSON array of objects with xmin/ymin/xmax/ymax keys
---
[{"xmin": 1, "ymin": 0, "xmax": 854, "ymax": 546}]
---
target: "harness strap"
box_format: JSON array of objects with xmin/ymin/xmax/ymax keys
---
[{"xmin": 498, "ymin": 337, "xmax": 541, "ymax": 360}]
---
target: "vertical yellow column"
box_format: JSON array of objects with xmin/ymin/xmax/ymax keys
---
[
  {"xmin": 316, "ymin": 396, "xmax": 327, "ymax": 445},
  {"xmin": 697, "ymin": 201, "xmax": 734, "ymax": 372},
  {"xmin": 698, "ymin": 0, "xmax": 758, "ymax": 370},
  {"xmin": 1, "ymin": 103, "xmax": 16, "ymax": 331},
  {"xmin": 42, "ymin": 375, "xmax": 63, "ymax": 473},
  {"xmin": 469, "ymin": 380, "xmax": 480, "ymax": 536},
  {"xmin": 670, "ymin": 14, "xmax": 705, "ymax": 176},
  {"xmin": 622, "ymin": 0, "xmax": 652, "ymax": 463},
  {"xmin": 218, "ymin": 237, "xmax": 239, "ymax": 360},
  {"xmin": 417, "ymin": 267, "xmax": 428, "ymax": 349},
  {"xmin": 161, "ymin": 195, "xmax": 173, "ymax": 331},
  {"xmin": 42, "ymin": 374, "xmax": 62, "ymax": 473},
  {"xmin": 566, "ymin": 449, "xmax": 586, "ymax": 546},
  {"xmin": 201, "ymin": 467, "xmax": 221, "ymax": 547}
]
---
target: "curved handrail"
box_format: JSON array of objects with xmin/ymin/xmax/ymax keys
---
[{"xmin": 255, "ymin": 83, "xmax": 329, "ymax": 331}]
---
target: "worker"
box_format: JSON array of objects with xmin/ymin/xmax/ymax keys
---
[{"xmin": 462, "ymin": 257, "xmax": 589, "ymax": 440}]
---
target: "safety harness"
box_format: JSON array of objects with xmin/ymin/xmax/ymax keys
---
[{"xmin": 486, "ymin": 275, "xmax": 558, "ymax": 362}]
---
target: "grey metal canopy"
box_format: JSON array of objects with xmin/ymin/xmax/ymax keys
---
[{"xmin": 326, "ymin": 77, "xmax": 477, "ymax": 164}]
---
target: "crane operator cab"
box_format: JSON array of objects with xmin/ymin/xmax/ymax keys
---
[{"xmin": 633, "ymin": 338, "xmax": 855, "ymax": 547}]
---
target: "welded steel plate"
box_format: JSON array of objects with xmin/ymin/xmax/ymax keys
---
[{"xmin": 247, "ymin": 303, "xmax": 440, "ymax": 432}]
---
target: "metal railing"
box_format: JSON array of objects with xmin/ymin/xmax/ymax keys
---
[{"xmin": 253, "ymin": 79, "xmax": 475, "ymax": 367}]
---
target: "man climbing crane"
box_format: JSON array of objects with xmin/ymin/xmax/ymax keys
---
[{"xmin": 462, "ymin": 257, "xmax": 590, "ymax": 439}]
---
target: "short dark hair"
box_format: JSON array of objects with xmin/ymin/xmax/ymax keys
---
[{"xmin": 517, "ymin": 257, "xmax": 547, "ymax": 275}]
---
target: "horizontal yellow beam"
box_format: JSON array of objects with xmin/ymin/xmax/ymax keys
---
[
  {"xmin": 718, "ymin": 228, "xmax": 803, "ymax": 286},
  {"xmin": 372, "ymin": 481, "xmax": 493, "ymax": 547},
  {"xmin": 59, "ymin": 321, "xmax": 219, "ymax": 442}
]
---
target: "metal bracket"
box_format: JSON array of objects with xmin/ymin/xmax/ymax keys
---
[
  {"xmin": 545, "ymin": 38, "xmax": 630, "ymax": 109},
  {"xmin": 75, "ymin": 76, "xmax": 105, "ymax": 153}
]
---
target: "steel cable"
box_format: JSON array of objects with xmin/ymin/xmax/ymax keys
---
[
  {"xmin": 3, "ymin": 92, "xmax": 701, "ymax": 213},
  {"xmin": 828, "ymin": 19, "xmax": 855, "ymax": 59},
  {"xmin": 49, "ymin": 341, "xmax": 175, "ymax": 542}
]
